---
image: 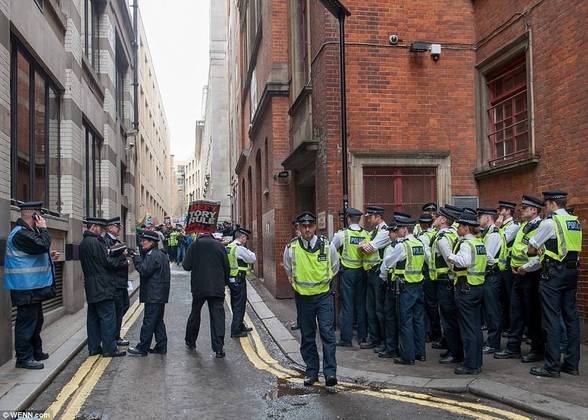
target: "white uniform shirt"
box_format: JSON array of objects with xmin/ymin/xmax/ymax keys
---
[
  {"xmin": 529, "ymin": 209, "xmax": 570, "ymax": 249},
  {"xmin": 448, "ymin": 233, "xmax": 476, "ymax": 268},
  {"xmin": 502, "ymin": 217, "xmax": 520, "ymax": 244},
  {"xmin": 483, "ymin": 224, "xmax": 502, "ymax": 266},
  {"xmin": 418, "ymin": 228, "xmax": 435, "ymax": 262},
  {"xmin": 282, "ymin": 235, "xmax": 340, "ymax": 278},
  {"xmin": 230, "ymin": 240, "xmax": 257, "ymax": 264},
  {"xmin": 379, "ymin": 235, "xmax": 416, "ymax": 281},
  {"xmin": 432, "ymin": 227, "xmax": 455, "ymax": 263},
  {"xmin": 367, "ymin": 221, "xmax": 390, "ymax": 251}
]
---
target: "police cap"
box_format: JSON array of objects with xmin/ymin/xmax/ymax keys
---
[
  {"xmin": 18, "ymin": 201, "xmax": 44, "ymax": 211},
  {"xmin": 295, "ymin": 211, "xmax": 317, "ymax": 225},
  {"xmin": 498, "ymin": 200, "xmax": 516, "ymax": 210},
  {"xmin": 521, "ymin": 195, "xmax": 544, "ymax": 209},
  {"xmin": 457, "ymin": 211, "xmax": 480, "ymax": 227},
  {"xmin": 418, "ymin": 213, "xmax": 434, "ymax": 223},
  {"xmin": 542, "ymin": 189, "xmax": 568, "ymax": 201},
  {"xmin": 476, "ymin": 208, "xmax": 497, "ymax": 216},
  {"xmin": 346, "ymin": 208, "xmax": 363, "ymax": 217},
  {"xmin": 141, "ymin": 230, "xmax": 160, "ymax": 242},
  {"xmin": 393, "ymin": 212, "xmax": 415, "ymax": 227},
  {"xmin": 364, "ymin": 206, "xmax": 385, "ymax": 216},
  {"xmin": 422, "ymin": 202, "xmax": 438, "ymax": 212}
]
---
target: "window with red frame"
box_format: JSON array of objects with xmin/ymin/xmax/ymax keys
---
[
  {"xmin": 487, "ymin": 56, "xmax": 529, "ymax": 166},
  {"xmin": 363, "ymin": 167, "xmax": 437, "ymax": 220}
]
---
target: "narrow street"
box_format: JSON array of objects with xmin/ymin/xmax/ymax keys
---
[{"xmin": 27, "ymin": 267, "xmax": 533, "ymax": 419}]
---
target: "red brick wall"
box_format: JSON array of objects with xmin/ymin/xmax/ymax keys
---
[{"xmin": 475, "ymin": 0, "xmax": 588, "ymax": 319}]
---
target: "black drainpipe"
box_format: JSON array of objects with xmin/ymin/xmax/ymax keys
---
[{"xmin": 132, "ymin": 0, "xmax": 139, "ymax": 132}]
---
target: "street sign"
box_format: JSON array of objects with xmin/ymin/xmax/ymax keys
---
[{"xmin": 185, "ymin": 200, "xmax": 221, "ymax": 235}]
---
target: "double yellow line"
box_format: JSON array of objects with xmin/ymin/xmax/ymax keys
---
[
  {"xmin": 233, "ymin": 297, "xmax": 529, "ymax": 420},
  {"xmin": 44, "ymin": 298, "xmax": 144, "ymax": 419}
]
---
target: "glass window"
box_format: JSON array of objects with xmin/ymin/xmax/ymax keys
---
[
  {"xmin": 83, "ymin": 124, "xmax": 102, "ymax": 218},
  {"xmin": 11, "ymin": 40, "xmax": 61, "ymax": 212},
  {"xmin": 83, "ymin": 0, "xmax": 100, "ymax": 71}
]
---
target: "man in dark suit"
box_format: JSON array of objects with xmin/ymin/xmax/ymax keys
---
[{"xmin": 183, "ymin": 233, "xmax": 230, "ymax": 358}]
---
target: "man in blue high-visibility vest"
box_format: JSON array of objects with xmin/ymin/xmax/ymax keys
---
[{"xmin": 4, "ymin": 201, "xmax": 60, "ymax": 369}]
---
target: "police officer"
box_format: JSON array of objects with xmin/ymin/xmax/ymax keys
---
[
  {"xmin": 477, "ymin": 208, "xmax": 507, "ymax": 354},
  {"xmin": 283, "ymin": 212, "xmax": 339, "ymax": 387},
  {"xmin": 4, "ymin": 202, "xmax": 59, "ymax": 369},
  {"xmin": 128, "ymin": 231, "xmax": 171, "ymax": 356},
  {"xmin": 495, "ymin": 196, "xmax": 544, "ymax": 362},
  {"xmin": 496, "ymin": 200, "xmax": 520, "ymax": 335},
  {"xmin": 331, "ymin": 208, "xmax": 369, "ymax": 347},
  {"xmin": 377, "ymin": 222, "xmax": 399, "ymax": 358},
  {"xmin": 430, "ymin": 207, "xmax": 462, "ymax": 364},
  {"xmin": 528, "ymin": 190, "xmax": 581, "ymax": 378},
  {"xmin": 103, "ymin": 217, "xmax": 131, "ymax": 347},
  {"xmin": 80, "ymin": 218, "xmax": 127, "ymax": 358},
  {"xmin": 417, "ymin": 213, "xmax": 441, "ymax": 344},
  {"xmin": 226, "ymin": 228, "xmax": 256, "ymax": 338},
  {"xmin": 448, "ymin": 211, "xmax": 487, "ymax": 375},
  {"xmin": 382, "ymin": 213, "xmax": 426, "ymax": 365},
  {"xmin": 413, "ymin": 203, "xmax": 437, "ymax": 237},
  {"xmin": 360, "ymin": 206, "xmax": 390, "ymax": 351}
]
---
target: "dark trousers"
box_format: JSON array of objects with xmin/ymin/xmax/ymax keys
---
[
  {"xmin": 87, "ymin": 300, "xmax": 117, "ymax": 355},
  {"xmin": 137, "ymin": 303, "xmax": 167, "ymax": 352},
  {"xmin": 506, "ymin": 271, "xmax": 543, "ymax": 354},
  {"xmin": 501, "ymin": 267, "xmax": 514, "ymax": 332},
  {"xmin": 14, "ymin": 303, "xmax": 44, "ymax": 362},
  {"xmin": 177, "ymin": 245, "xmax": 186, "ymax": 264},
  {"xmin": 339, "ymin": 268, "xmax": 366, "ymax": 343},
  {"xmin": 456, "ymin": 283, "xmax": 484, "ymax": 370},
  {"xmin": 437, "ymin": 280, "xmax": 463, "ymax": 359},
  {"xmin": 295, "ymin": 291, "xmax": 337, "ymax": 378},
  {"xmin": 540, "ymin": 264, "xmax": 581, "ymax": 372},
  {"xmin": 382, "ymin": 283, "xmax": 399, "ymax": 353},
  {"xmin": 365, "ymin": 268, "xmax": 385, "ymax": 344},
  {"xmin": 483, "ymin": 270, "xmax": 503, "ymax": 349},
  {"xmin": 398, "ymin": 283, "xmax": 426, "ymax": 361},
  {"xmin": 229, "ymin": 278, "xmax": 247, "ymax": 336},
  {"xmin": 423, "ymin": 276, "xmax": 442, "ymax": 341},
  {"xmin": 114, "ymin": 288, "xmax": 130, "ymax": 340},
  {"xmin": 185, "ymin": 295, "xmax": 225, "ymax": 352},
  {"xmin": 168, "ymin": 246, "xmax": 178, "ymax": 263}
]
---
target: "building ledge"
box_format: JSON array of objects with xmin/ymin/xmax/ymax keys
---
[
  {"xmin": 282, "ymin": 141, "xmax": 319, "ymax": 170},
  {"xmin": 289, "ymin": 86, "xmax": 312, "ymax": 116},
  {"xmin": 474, "ymin": 155, "xmax": 540, "ymax": 181},
  {"xmin": 235, "ymin": 147, "xmax": 251, "ymax": 175},
  {"xmin": 248, "ymin": 81, "xmax": 289, "ymax": 140}
]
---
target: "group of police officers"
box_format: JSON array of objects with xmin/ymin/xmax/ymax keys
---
[{"xmin": 283, "ymin": 188, "xmax": 582, "ymax": 386}]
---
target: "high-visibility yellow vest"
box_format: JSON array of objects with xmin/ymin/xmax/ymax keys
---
[
  {"xmin": 429, "ymin": 229, "xmax": 458, "ymax": 280},
  {"xmin": 395, "ymin": 238, "xmax": 425, "ymax": 283},
  {"xmin": 500, "ymin": 219, "xmax": 518, "ymax": 256},
  {"xmin": 453, "ymin": 237, "xmax": 487, "ymax": 286},
  {"xmin": 226, "ymin": 242, "xmax": 251, "ymax": 277},
  {"xmin": 482, "ymin": 226, "xmax": 508, "ymax": 271},
  {"xmin": 341, "ymin": 228, "xmax": 369, "ymax": 269},
  {"xmin": 363, "ymin": 226, "xmax": 385, "ymax": 270},
  {"xmin": 542, "ymin": 214, "xmax": 582, "ymax": 262},
  {"xmin": 413, "ymin": 224, "xmax": 423, "ymax": 237},
  {"xmin": 510, "ymin": 220, "xmax": 540, "ymax": 268},
  {"xmin": 289, "ymin": 238, "xmax": 333, "ymax": 296}
]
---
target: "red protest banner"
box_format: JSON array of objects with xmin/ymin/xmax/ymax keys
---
[{"xmin": 185, "ymin": 200, "xmax": 221, "ymax": 234}]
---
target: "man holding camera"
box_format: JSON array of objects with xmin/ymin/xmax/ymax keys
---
[
  {"xmin": 4, "ymin": 202, "xmax": 60, "ymax": 369},
  {"xmin": 104, "ymin": 217, "xmax": 131, "ymax": 347}
]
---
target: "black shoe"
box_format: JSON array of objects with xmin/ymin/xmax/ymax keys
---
[
  {"xmin": 439, "ymin": 350, "xmax": 450, "ymax": 358},
  {"xmin": 103, "ymin": 350, "xmax": 127, "ymax": 358},
  {"xmin": 127, "ymin": 347, "xmax": 147, "ymax": 356},
  {"xmin": 561, "ymin": 366, "xmax": 580, "ymax": 376},
  {"xmin": 336, "ymin": 341, "xmax": 352, "ymax": 347},
  {"xmin": 15, "ymin": 359, "xmax": 44, "ymax": 370},
  {"xmin": 303, "ymin": 376, "xmax": 318, "ymax": 386},
  {"xmin": 431, "ymin": 341, "xmax": 448, "ymax": 350},
  {"xmin": 378, "ymin": 351, "xmax": 398, "ymax": 359},
  {"xmin": 117, "ymin": 339, "xmax": 130, "ymax": 346},
  {"xmin": 231, "ymin": 331, "xmax": 248, "ymax": 338},
  {"xmin": 185, "ymin": 341, "xmax": 196, "ymax": 350},
  {"xmin": 482, "ymin": 346, "xmax": 498, "ymax": 355},
  {"xmin": 325, "ymin": 376, "xmax": 338, "ymax": 387},
  {"xmin": 241, "ymin": 326, "xmax": 253, "ymax": 333},
  {"xmin": 494, "ymin": 350, "xmax": 521, "ymax": 360},
  {"xmin": 148, "ymin": 348, "xmax": 167, "ymax": 355},
  {"xmin": 530, "ymin": 367, "xmax": 560, "ymax": 378},
  {"xmin": 393, "ymin": 357, "xmax": 415, "ymax": 365},
  {"xmin": 455, "ymin": 366, "xmax": 481, "ymax": 375},
  {"xmin": 439, "ymin": 355, "xmax": 462, "ymax": 364},
  {"xmin": 33, "ymin": 352, "xmax": 49, "ymax": 361},
  {"xmin": 373, "ymin": 344, "xmax": 386, "ymax": 353},
  {"xmin": 416, "ymin": 355, "xmax": 426, "ymax": 362},
  {"xmin": 360, "ymin": 341, "xmax": 377, "ymax": 349},
  {"xmin": 521, "ymin": 353, "xmax": 544, "ymax": 363},
  {"xmin": 215, "ymin": 350, "xmax": 226, "ymax": 358}
]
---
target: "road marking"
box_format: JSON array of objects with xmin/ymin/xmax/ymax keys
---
[{"xmin": 44, "ymin": 297, "xmax": 144, "ymax": 419}]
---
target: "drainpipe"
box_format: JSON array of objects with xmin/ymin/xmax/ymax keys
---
[{"xmin": 132, "ymin": 0, "xmax": 139, "ymax": 132}]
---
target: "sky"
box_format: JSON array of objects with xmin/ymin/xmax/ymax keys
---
[{"xmin": 139, "ymin": 0, "xmax": 210, "ymax": 161}]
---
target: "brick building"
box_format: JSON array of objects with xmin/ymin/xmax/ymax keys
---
[
  {"xmin": 229, "ymin": 0, "xmax": 588, "ymax": 325},
  {"xmin": 0, "ymin": 0, "xmax": 138, "ymax": 365}
]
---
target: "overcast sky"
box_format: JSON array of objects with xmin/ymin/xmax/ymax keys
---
[{"xmin": 139, "ymin": 0, "xmax": 210, "ymax": 161}]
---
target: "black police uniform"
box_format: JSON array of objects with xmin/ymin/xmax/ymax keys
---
[{"xmin": 10, "ymin": 217, "xmax": 55, "ymax": 366}]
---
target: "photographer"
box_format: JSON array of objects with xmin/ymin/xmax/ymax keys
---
[{"xmin": 4, "ymin": 202, "xmax": 60, "ymax": 370}]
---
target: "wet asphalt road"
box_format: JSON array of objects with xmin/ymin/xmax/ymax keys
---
[{"xmin": 29, "ymin": 266, "xmax": 533, "ymax": 419}]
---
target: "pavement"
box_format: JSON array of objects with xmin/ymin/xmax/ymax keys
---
[
  {"xmin": 247, "ymin": 277, "xmax": 588, "ymax": 420},
  {"xmin": 0, "ymin": 271, "xmax": 140, "ymax": 412}
]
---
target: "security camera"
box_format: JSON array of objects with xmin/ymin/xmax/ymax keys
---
[
  {"xmin": 430, "ymin": 44, "xmax": 441, "ymax": 61},
  {"xmin": 389, "ymin": 34, "xmax": 400, "ymax": 45}
]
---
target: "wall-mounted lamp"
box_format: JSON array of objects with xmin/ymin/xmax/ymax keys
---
[{"xmin": 274, "ymin": 171, "xmax": 290, "ymax": 180}]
